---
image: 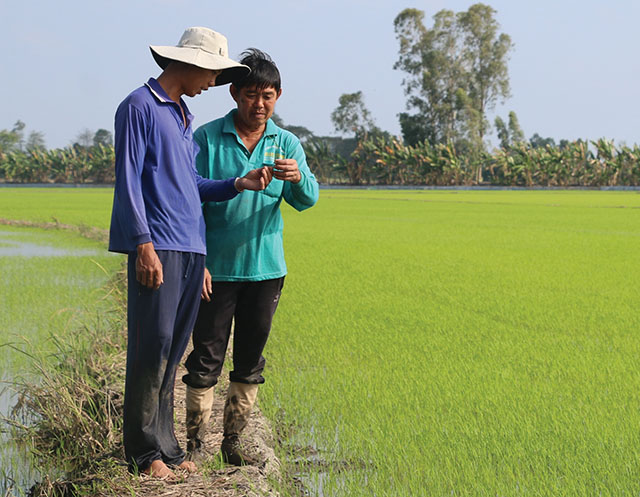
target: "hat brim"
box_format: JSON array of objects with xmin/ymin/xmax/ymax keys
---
[{"xmin": 150, "ymin": 45, "xmax": 250, "ymax": 86}]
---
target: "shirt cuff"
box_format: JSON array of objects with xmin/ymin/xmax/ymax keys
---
[
  {"xmin": 292, "ymin": 171, "xmax": 306, "ymax": 188},
  {"xmin": 234, "ymin": 177, "xmax": 243, "ymax": 192},
  {"xmin": 133, "ymin": 233, "xmax": 152, "ymax": 246}
]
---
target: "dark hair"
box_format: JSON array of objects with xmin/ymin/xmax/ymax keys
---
[{"xmin": 233, "ymin": 48, "xmax": 281, "ymax": 91}]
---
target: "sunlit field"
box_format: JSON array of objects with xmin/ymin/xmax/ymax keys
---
[
  {"xmin": 0, "ymin": 226, "xmax": 120, "ymax": 367},
  {"xmin": 265, "ymin": 190, "xmax": 640, "ymax": 496},
  {"xmin": 0, "ymin": 219, "xmax": 122, "ymax": 494},
  {"xmin": 2, "ymin": 187, "xmax": 639, "ymax": 496},
  {"xmin": 0, "ymin": 187, "xmax": 114, "ymax": 229}
]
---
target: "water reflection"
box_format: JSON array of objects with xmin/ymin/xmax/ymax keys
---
[
  {"xmin": 0, "ymin": 375, "xmax": 42, "ymax": 496},
  {"xmin": 0, "ymin": 231, "xmax": 108, "ymax": 257}
]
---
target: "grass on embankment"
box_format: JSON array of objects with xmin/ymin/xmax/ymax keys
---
[
  {"xmin": 0, "ymin": 220, "xmax": 128, "ymax": 496},
  {"xmin": 5, "ymin": 264, "xmax": 133, "ymax": 497},
  {"xmin": 262, "ymin": 190, "xmax": 640, "ymax": 496}
]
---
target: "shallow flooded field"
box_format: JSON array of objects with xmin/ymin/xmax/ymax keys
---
[{"xmin": 0, "ymin": 225, "xmax": 122, "ymax": 495}]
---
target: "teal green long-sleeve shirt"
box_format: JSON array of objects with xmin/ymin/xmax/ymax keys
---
[{"xmin": 194, "ymin": 110, "xmax": 319, "ymax": 281}]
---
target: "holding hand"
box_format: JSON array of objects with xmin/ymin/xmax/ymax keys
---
[
  {"xmin": 273, "ymin": 159, "xmax": 301, "ymax": 183},
  {"xmin": 235, "ymin": 166, "xmax": 273, "ymax": 192}
]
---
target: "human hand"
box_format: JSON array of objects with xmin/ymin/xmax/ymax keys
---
[
  {"xmin": 273, "ymin": 159, "xmax": 301, "ymax": 183},
  {"xmin": 136, "ymin": 242, "xmax": 163, "ymax": 289},
  {"xmin": 201, "ymin": 267, "xmax": 212, "ymax": 301},
  {"xmin": 235, "ymin": 166, "xmax": 272, "ymax": 191}
]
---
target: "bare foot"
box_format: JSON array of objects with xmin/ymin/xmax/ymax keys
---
[
  {"xmin": 142, "ymin": 460, "xmax": 176, "ymax": 479},
  {"xmin": 178, "ymin": 460, "xmax": 197, "ymax": 473}
]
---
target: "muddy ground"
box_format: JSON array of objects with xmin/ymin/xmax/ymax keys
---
[{"xmin": 132, "ymin": 357, "xmax": 283, "ymax": 497}]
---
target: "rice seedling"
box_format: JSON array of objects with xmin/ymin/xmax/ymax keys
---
[
  {"xmin": 0, "ymin": 188, "xmax": 114, "ymax": 229},
  {"xmin": 1, "ymin": 262, "xmax": 128, "ymax": 497},
  {"xmin": 2, "ymin": 187, "xmax": 640, "ymax": 496},
  {"xmin": 0, "ymin": 226, "xmax": 120, "ymax": 368},
  {"xmin": 262, "ymin": 190, "xmax": 640, "ymax": 496}
]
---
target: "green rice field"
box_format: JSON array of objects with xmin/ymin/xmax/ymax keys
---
[
  {"xmin": 0, "ymin": 190, "xmax": 122, "ymax": 494},
  {"xmin": 267, "ymin": 189, "xmax": 640, "ymax": 496},
  {"xmin": 0, "ymin": 227, "xmax": 120, "ymax": 367},
  {"xmin": 0, "ymin": 187, "xmax": 114, "ymax": 228},
  {"xmin": 1, "ymin": 187, "xmax": 639, "ymax": 496}
]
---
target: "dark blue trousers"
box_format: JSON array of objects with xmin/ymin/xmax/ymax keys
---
[{"xmin": 123, "ymin": 250, "xmax": 205, "ymax": 472}]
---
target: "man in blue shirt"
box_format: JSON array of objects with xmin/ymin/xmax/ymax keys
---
[
  {"xmin": 181, "ymin": 49, "xmax": 319, "ymax": 465},
  {"xmin": 109, "ymin": 28, "xmax": 272, "ymax": 479}
]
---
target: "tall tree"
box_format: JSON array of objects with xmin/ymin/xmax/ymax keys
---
[
  {"xmin": 0, "ymin": 120, "xmax": 26, "ymax": 152},
  {"xmin": 74, "ymin": 128, "xmax": 94, "ymax": 148},
  {"xmin": 394, "ymin": 8, "xmax": 463, "ymax": 146},
  {"xmin": 494, "ymin": 110, "xmax": 524, "ymax": 148},
  {"xmin": 93, "ymin": 128, "xmax": 113, "ymax": 147},
  {"xmin": 494, "ymin": 116, "xmax": 509, "ymax": 149},
  {"xmin": 25, "ymin": 130, "xmax": 46, "ymax": 151},
  {"xmin": 393, "ymin": 4, "xmax": 513, "ymax": 148},
  {"xmin": 330, "ymin": 91, "xmax": 376, "ymax": 138},
  {"xmin": 458, "ymin": 4, "xmax": 512, "ymax": 141},
  {"xmin": 507, "ymin": 111, "xmax": 525, "ymax": 143}
]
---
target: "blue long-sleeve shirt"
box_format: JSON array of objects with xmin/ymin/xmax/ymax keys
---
[{"xmin": 108, "ymin": 78, "xmax": 239, "ymax": 255}]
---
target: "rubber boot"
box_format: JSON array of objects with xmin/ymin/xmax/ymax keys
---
[
  {"xmin": 221, "ymin": 382, "xmax": 260, "ymax": 466},
  {"xmin": 185, "ymin": 385, "xmax": 214, "ymax": 461}
]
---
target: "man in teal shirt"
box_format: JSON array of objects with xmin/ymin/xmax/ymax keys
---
[{"xmin": 182, "ymin": 48, "xmax": 318, "ymax": 465}]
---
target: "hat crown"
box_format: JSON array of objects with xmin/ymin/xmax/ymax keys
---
[
  {"xmin": 149, "ymin": 26, "xmax": 250, "ymax": 84},
  {"xmin": 177, "ymin": 27, "xmax": 228, "ymax": 57}
]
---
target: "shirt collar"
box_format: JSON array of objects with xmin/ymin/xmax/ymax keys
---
[
  {"xmin": 145, "ymin": 78, "xmax": 194, "ymax": 124},
  {"xmin": 264, "ymin": 118, "xmax": 278, "ymax": 137},
  {"xmin": 222, "ymin": 109, "xmax": 279, "ymax": 137},
  {"xmin": 222, "ymin": 110, "xmax": 238, "ymax": 135},
  {"xmin": 145, "ymin": 78, "xmax": 172, "ymax": 103}
]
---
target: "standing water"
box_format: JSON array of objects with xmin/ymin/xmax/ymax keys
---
[{"xmin": 0, "ymin": 227, "xmax": 121, "ymax": 495}]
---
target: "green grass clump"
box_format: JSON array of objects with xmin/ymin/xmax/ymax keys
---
[{"xmin": 261, "ymin": 190, "xmax": 640, "ymax": 496}]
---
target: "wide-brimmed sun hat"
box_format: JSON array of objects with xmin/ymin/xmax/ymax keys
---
[{"xmin": 150, "ymin": 27, "xmax": 250, "ymax": 86}]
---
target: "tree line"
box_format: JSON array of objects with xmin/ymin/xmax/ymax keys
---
[
  {"xmin": 2, "ymin": 127, "xmax": 638, "ymax": 186},
  {"xmin": 304, "ymin": 135, "xmax": 640, "ymax": 187},
  {"xmin": 1, "ymin": 4, "xmax": 639, "ymax": 186},
  {"xmin": 0, "ymin": 121, "xmax": 115, "ymax": 183}
]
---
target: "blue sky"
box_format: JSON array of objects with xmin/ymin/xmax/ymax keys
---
[{"xmin": 2, "ymin": 0, "xmax": 639, "ymax": 149}]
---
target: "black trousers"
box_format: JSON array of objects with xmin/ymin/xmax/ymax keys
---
[
  {"xmin": 183, "ymin": 277, "xmax": 284, "ymax": 388},
  {"xmin": 124, "ymin": 251, "xmax": 205, "ymax": 472}
]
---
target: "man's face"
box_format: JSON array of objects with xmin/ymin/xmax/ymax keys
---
[
  {"xmin": 231, "ymin": 84, "xmax": 282, "ymax": 128},
  {"xmin": 184, "ymin": 66, "xmax": 221, "ymax": 97}
]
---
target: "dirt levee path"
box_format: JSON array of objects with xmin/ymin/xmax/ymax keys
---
[{"xmin": 134, "ymin": 349, "xmax": 281, "ymax": 497}]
